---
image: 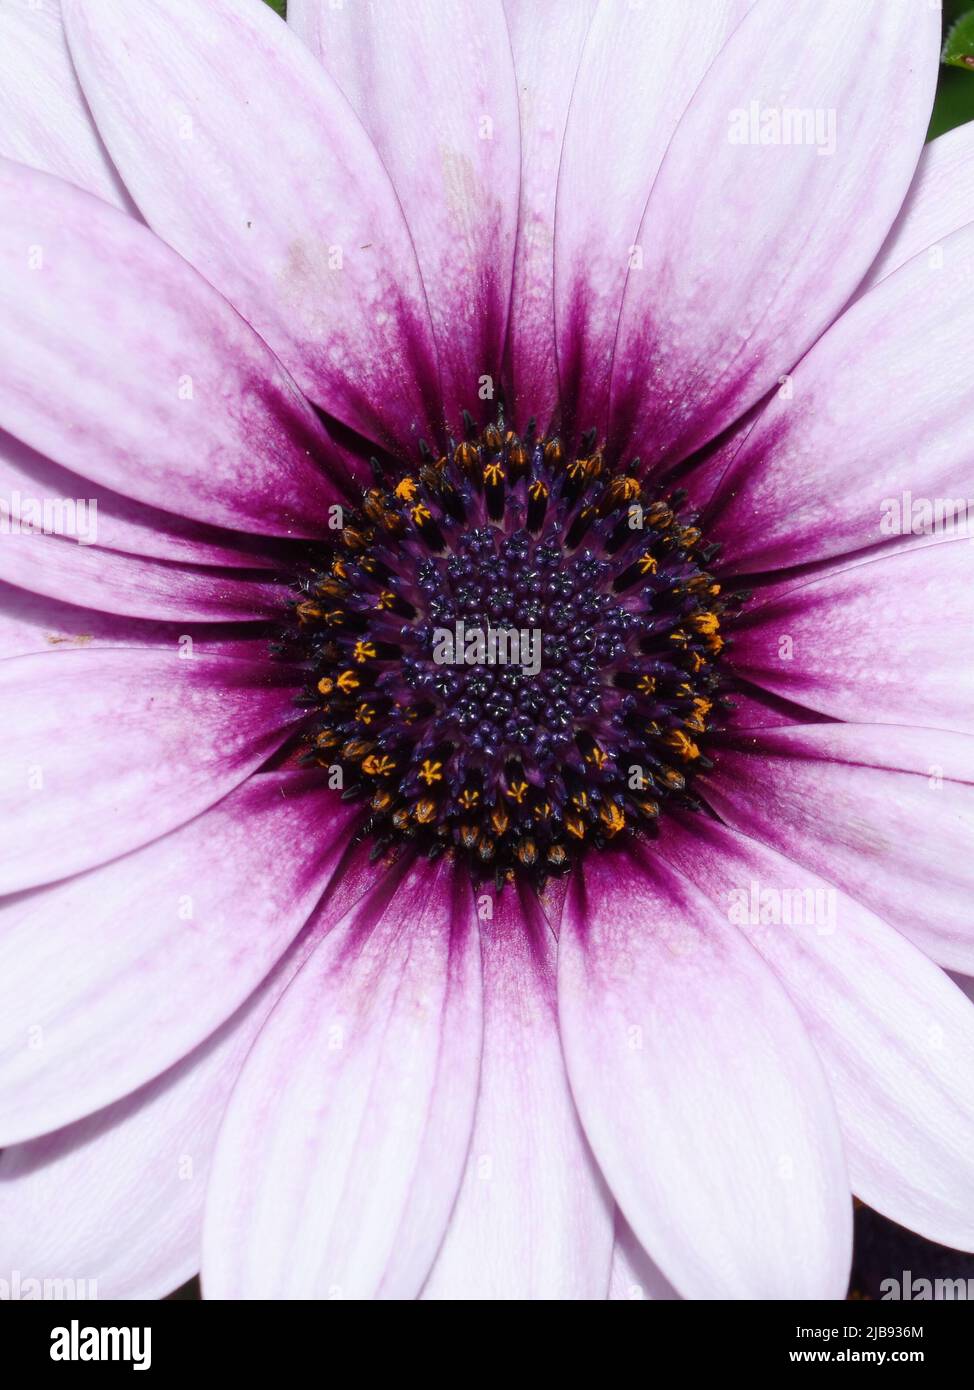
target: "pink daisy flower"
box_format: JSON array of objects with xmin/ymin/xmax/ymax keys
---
[{"xmin": 0, "ymin": 0, "xmax": 972, "ymax": 1301}]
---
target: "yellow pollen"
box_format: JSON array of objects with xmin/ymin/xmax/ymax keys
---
[
  {"xmin": 419, "ymin": 759, "xmax": 443, "ymax": 786},
  {"xmin": 352, "ymin": 640, "xmax": 376, "ymax": 663},
  {"xmin": 638, "ymin": 551, "xmax": 658, "ymax": 575},
  {"xmin": 341, "ymin": 739, "xmax": 373, "ymax": 761},
  {"xmin": 666, "ymin": 729, "xmax": 701, "ymax": 761},
  {"xmin": 692, "ymin": 611, "xmax": 720, "ymax": 636},
  {"xmin": 395, "ymin": 476, "xmax": 418, "ymax": 501},
  {"xmin": 608, "ymin": 476, "xmax": 640, "ymax": 504},
  {"xmin": 336, "ymin": 670, "xmax": 360, "ymax": 694},
  {"xmin": 362, "ymin": 754, "xmax": 396, "ymax": 777},
  {"xmin": 505, "ymin": 780, "xmax": 529, "ymax": 804}
]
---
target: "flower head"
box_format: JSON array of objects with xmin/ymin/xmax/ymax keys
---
[{"xmin": 0, "ymin": 0, "xmax": 972, "ymax": 1303}]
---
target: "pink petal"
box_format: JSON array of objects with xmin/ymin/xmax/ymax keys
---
[
  {"xmin": 862, "ymin": 122, "xmax": 974, "ymax": 292},
  {"xmin": 0, "ymin": 157, "xmax": 350, "ymax": 537},
  {"xmin": 0, "ymin": 430, "xmax": 282, "ymax": 570},
  {"xmin": 0, "ymin": 829, "xmax": 385, "ymax": 1297},
  {"xmin": 423, "ymin": 879, "xmax": 613, "ymax": 1299},
  {"xmin": 0, "ymin": 0, "xmax": 131, "ymax": 211},
  {"xmin": 555, "ymin": 0, "xmax": 755, "ymax": 440},
  {"xmin": 0, "ymin": 533, "xmax": 281, "ymax": 624},
  {"xmin": 658, "ymin": 815, "xmax": 974, "ymax": 1252},
  {"xmin": 708, "ymin": 221, "xmax": 974, "ymax": 573},
  {"xmin": 559, "ymin": 843, "xmax": 851, "ymax": 1299},
  {"xmin": 202, "ymin": 856, "xmax": 483, "ymax": 1299},
  {"xmin": 0, "ymin": 775, "xmax": 360, "ymax": 1146},
  {"xmin": 608, "ymin": 0, "xmax": 939, "ymax": 467},
  {"xmin": 66, "ymin": 0, "xmax": 441, "ymax": 452},
  {"xmin": 0, "ymin": 583, "xmax": 270, "ymax": 663},
  {"xmin": 501, "ymin": 0, "xmax": 598, "ymax": 433},
  {"xmin": 0, "ymin": 648, "xmax": 301, "ymax": 894},
  {"xmin": 730, "ymin": 541, "xmax": 974, "ymax": 735},
  {"xmin": 701, "ymin": 723, "xmax": 974, "ymax": 973},
  {"xmin": 289, "ymin": 0, "xmax": 519, "ymax": 432},
  {"xmin": 608, "ymin": 1212, "xmax": 680, "ymax": 1301}
]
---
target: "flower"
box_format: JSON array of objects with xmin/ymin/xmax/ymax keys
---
[{"xmin": 0, "ymin": 0, "xmax": 972, "ymax": 1302}]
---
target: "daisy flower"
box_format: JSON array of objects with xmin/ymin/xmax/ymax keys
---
[{"xmin": 0, "ymin": 0, "xmax": 972, "ymax": 1302}]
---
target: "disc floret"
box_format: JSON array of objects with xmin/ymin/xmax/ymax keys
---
[{"xmin": 282, "ymin": 414, "xmax": 746, "ymax": 884}]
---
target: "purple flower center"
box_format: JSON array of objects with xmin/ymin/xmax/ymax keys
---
[{"xmin": 283, "ymin": 416, "xmax": 747, "ymax": 885}]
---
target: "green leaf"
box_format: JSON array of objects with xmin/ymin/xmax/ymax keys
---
[
  {"xmin": 942, "ymin": 9, "xmax": 974, "ymax": 69},
  {"xmin": 263, "ymin": 0, "xmax": 286, "ymax": 17}
]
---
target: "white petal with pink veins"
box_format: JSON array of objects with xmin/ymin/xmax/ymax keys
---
[
  {"xmin": 0, "ymin": 430, "xmax": 280, "ymax": 571},
  {"xmin": 0, "ymin": 648, "xmax": 301, "ymax": 895},
  {"xmin": 863, "ymin": 122, "xmax": 974, "ymax": 292},
  {"xmin": 500, "ymin": 0, "xmax": 598, "ymax": 434},
  {"xmin": 0, "ymin": 776, "xmax": 360, "ymax": 1147},
  {"xmin": 0, "ymin": 160, "xmax": 348, "ymax": 537},
  {"xmin": 0, "ymin": 822, "xmax": 382, "ymax": 1299},
  {"xmin": 423, "ymin": 879, "xmax": 613, "ymax": 1299},
  {"xmin": 555, "ymin": 0, "xmax": 755, "ymax": 440},
  {"xmin": 730, "ymin": 540, "xmax": 974, "ymax": 736},
  {"xmin": 559, "ymin": 843, "xmax": 852, "ymax": 1299},
  {"xmin": 658, "ymin": 816, "xmax": 974, "ymax": 1252},
  {"xmin": 0, "ymin": 0, "xmax": 131, "ymax": 211},
  {"xmin": 699, "ymin": 723, "xmax": 974, "ymax": 974},
  {"xmin": 289, "ymin": 0, "xmax": 520, "ymax": 431},
  {"xmin": 608, "ymin": 1212, "xmax": 680, "ymax": 1301},
  {"xmin": 65, "ymin": 0, "xmax": 442, "ymax": 452},
  {"xmin": 708, "ymin": 221, "xmax": 974, "ymax": 573},
  {"xmin": 608, "ymin": 0, "xmax": 939, "ymax": 468},
  {"xmin": 203, "ymin": 856, "xmax": 483, "ymax": 1300}
]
